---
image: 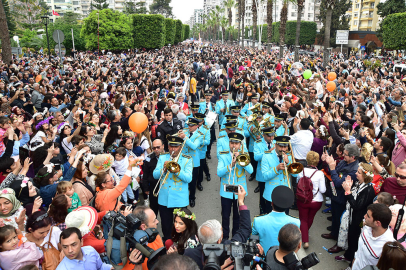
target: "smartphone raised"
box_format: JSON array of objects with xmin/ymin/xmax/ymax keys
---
[
  {"xmin": 224, "ymin": 184, "xmax": 239, "ymax": 193},
  {"xmin": 392, "ymin": 115, "xmax": 398, "ymax": 124}
]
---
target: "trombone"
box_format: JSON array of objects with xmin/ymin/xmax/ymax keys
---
[
  {"xmin": 153, "ymin": 137, "xmax": 187, "ymax": 197},
  {"xmin": 280, "ymin": 142, "xmax": 304, "ymax": 189}
]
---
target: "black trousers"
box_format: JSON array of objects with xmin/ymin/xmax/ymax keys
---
[
  {"xmin": 189, "ymin": 167, "xmax": 200, "ymax": 201},
  {"xmin": 249, "ymin": 151, "xmax": 257, "ymax": 178},
  {"xmin": 344, "ymin": 222, "xmax": 363, "ymax": 261},
  {"xmin": 149, "ymin": 193, "xmax": 159, "ymax": 217},
  {"xmin": 207, "ymin": 125, "xmax": 216, "ymax": 154},
  {"xmin": 221, "ymin": 196, "xmax": 239, "ymax": 240},
  {"xmin": 331, "ymin": 201, "xmax": 346, "ymax": 238},
  {"xmin": 199, "ymin": 158, "xmax": 210, "ymax": 183},
  {"xmin": 159, "ymin": 205, "xmax": 175, "ymax": 242},
  {"xmin": 259, "ymin": 182, "xmax": 266, "ymax": 215}
]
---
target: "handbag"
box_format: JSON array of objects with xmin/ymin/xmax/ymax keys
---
[{"xmin": 38, "ymin": 226, "xmax": 61, "ymax": 270}]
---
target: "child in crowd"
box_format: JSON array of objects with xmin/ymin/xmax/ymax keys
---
[
  {"xmin": 112, "ymin": 147, "xmax": 135, "ymax": 204},
  {"xmin": 374, "ymin": 191, "xmax": 398, "ymax": 207},
  {"xmin": 0, "ymin": 116, "xmax": 10, "ymax": 157},
  {"xmin": 57, "ymin": 181, "xmax": 81, "ymax": 213},
  {"xmin": 0, "ymin": 225, "xmax": 42, "ymax": 270}
]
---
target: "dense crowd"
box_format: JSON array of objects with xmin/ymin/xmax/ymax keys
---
[{"xmin": 0, "ymin": 42, "xmax": 405, "ymax": 270}]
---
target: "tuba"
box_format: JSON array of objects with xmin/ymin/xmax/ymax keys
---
[
  {"xmin": 247, "ymin": 114, "xmax": 262, "ymax": 139},
  {"xmin": 248, "ymin": 103, "xmax": 261, "ymax": 114}
]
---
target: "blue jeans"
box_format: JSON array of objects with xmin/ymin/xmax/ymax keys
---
[{"xmin": 119, "ymin": 175, "xmax": 135, "ymax": 203}]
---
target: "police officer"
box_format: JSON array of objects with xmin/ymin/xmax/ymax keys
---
[
  {"xmin": 253, "ymin": 126, "xmax": 276, "ymax": 214},
  {"xmin": 217, "ymin": 132, "xmax": 253, "ymax": 240},
  {"xmin": 199, "ymin": 90, "xmax": 216, "ymax": 159},
  {"xmin": 153, "ymin": 135, "xmax": 193, "ymax": 242},
  {"xmin": 251, "ymin": 185, "xmax": 300, "ymax": 255},
  {"xmin": 217, "ymin": 120, "xmax": 248, "ymax": 156},
  {"xmin": 240, "ymin": 93, "xmax": 260, "ymax": 117},
  {"xmin": 156, "ymin": 107, "xmax": 183, "ymax": 151},
  {"xmin": 261, "ymin": 136, "xmax": 298, "ymax": 214},
  {"xmin": 195, "ymin": 112, "xmax": 211, "ymax": 184},
  {"xmin": 215, "ymin": 90, "xmax": 235, "ymax": 129},
  {"xmin": 178, "ymin": 118, "xmax": 203, "ymax": 207}
]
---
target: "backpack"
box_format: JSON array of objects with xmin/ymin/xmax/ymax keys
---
[{"xmin": 296, "ymin": 169, "xmax": 318, "ymax": 204}]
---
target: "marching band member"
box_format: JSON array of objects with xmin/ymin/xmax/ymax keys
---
[
  {"xmin": 199, "ymin": 90, "xmax": 216, "ymax": 159},
  {"xmin": 184, "ymin": 104, "xmax": 200, "ymax": 128},
  {"xmin": 217, "ymin": 132, "xmax": 253, "ymax": 240},
  {"xmin": 274, "ymin": 114, "xmax": 289, "ymax": 136},
  {"xmin": 262, "ymin": 101, "xmax": 274, "ymax": 123},
  {"xmin": 153, "ymin": 135, "xmax": 193, "ymax": 242},
  {"xmin": 195, "ymin": 112, "xmax": 212, "ymax": 184},
  {"xmin": 240, "ymin": 93, "xmax": 260, "ymax": 117},
  {"xmin": 247, "ymin": 111, "xmax": 264, "ymax": 182},
  {"xmin": 261, "ymin": 136, "xmax": 298, "ymax": 214},
  {"xmin": 254, "ymin": 126, "xmax": 276, "ymax": 214},
  {"xmin": 215, "ymin": 90, "xmax": 235, "ymax": 128},
  {"xmin": 217, "ymin": 120, "xmax": 248, "ymax": 156},
  {"xmin": 178, "ymin": 118, "xmax": 204, "ymax": 207}
]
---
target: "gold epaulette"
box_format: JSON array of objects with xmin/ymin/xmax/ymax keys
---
[
  {"xmin": 162, "ymin": 152, "xmax": 169, "ymax": 155},
  {"xmin": 220, "ymin": 128, "xmax": 225, "ymax": 131},
  {"xmin": 219, "ymin": 151, "xmax": 229, "ymax": 154},
  {"xmin": 204, "ymin": 125, "xmax": 209, "ymax": 129},
  {"xmin": 264, "ymin": 150, "xmax": 273, "ymax": 153},
  {"xmin": 198, "ymin": 130, "xmax": 203, "ymax": 135},
  {"xmin": 287, "ymin": 214, "xmax": 299, "ymax": 219},
  {"xmin": 256, "ymin": 139, "xmax": 262, "ymax": 143},
  {"xmin": 182, "ymin": 154, "xmax": 192, "ymax": 159},
  {"xmin": 219, "ymin": 135, "xmax": 225, "ymax": 138}
]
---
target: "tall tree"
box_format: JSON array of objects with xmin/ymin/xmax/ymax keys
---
[
  {"xmin": 56, "ymin": 11, "xmax": 81, "ymax": 24},
  {"xmin": 266, "ymin": 0, "xmax": 273, "ymax": 45},
  {"xmin": 224, "ymin": 0, "xmax": 235, "ymax": 27},
  {"xmin": 11, "ymin": 0, "xmax": 48, "ymax": 30},
  {"xmin": 237, "ymin": 0, "xmax": 241, "ymax": 44},
  {"xmin": 91, "ymin": 0, "xmax": 109, "ymax": 10},
  {"xmin": 322, "ymin": 0, "xmax": 334, "ymax": 66},
  {"xmin": 294, "ymin": 0, "xmax": 304, "ymax": 62},
  {"xmin": 2, "ymin": 0, "xmax": 15, "ymax": 36},
  {"xmin": 278, "ymin": 0, "xmax": 289, "ymax": 58},
  {"xmin": 220, "ymin": 16, "xmax": 228, "ymax": 43},
  {"xmin": 252, "ymin": 0, "xmax": 257, "ymax": 43},
  {"xmin": 124, "ymin": 1, "xmax": 148, "ymax": 14},
  {"xmin": 149, "ymin": 0, "xmax": 172, "ymax": 18},
  {"xmin": 377, "ymin": 0, "xmax": 406, "ymax": 17},
  {"xmin": 0, "ymin": 0, "xmax": 12, "ymax": 64},
  {"xmin": 240, "ymin": 0, "xmax": 245, "ymax": 47}
]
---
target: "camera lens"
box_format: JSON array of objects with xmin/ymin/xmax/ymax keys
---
[{"xmin": 301, "ymin": 252, "xmax": 320, "ymax": 269}]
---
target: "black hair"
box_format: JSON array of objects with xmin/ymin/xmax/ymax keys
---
[
  {"xmin": 300, "ymin": 118, "xmax": 311, "ymax": 130},
  {"xmin": 114, "ymin": 146, "xmax": 127, "ymax": 157},
  {"xmin": 379, "ymin": 137, "xmax": 393, "ymax": 153},
  {"xmin": 154, "ymin": 253, "xmax": 199, "ymax": 270},
  {"xmin": 171, "ymin": 208, "xmax": 198, "ymax": 255},
  {"xmin": 0, "ymin": 225, "xmax": 17, "ymax": 249},
  {"xmin": 367, "ymin": 203, "xmax": 392, "ymax": 229},
  {"xmin": 0, "ymin": 157, "xmax": 14, "ymax": 174},
  {"xmin": 33, "ymin": 166, "xmax": 57, "ymax": 187},
  {"xmin": 60, "ymin": 227, "xmax": 82, "ymax": 242},
  {"xmin": 26, "ymin": 210, "xmax": 52, "ymax": 232},
  {"xmin": 164, "ymin": 108, "xmax": 172, "ymax": 115},
  {"xmin": 288, "ymin": 107, "xmax": 297, "ymax": 118},
  {"xmin": 104, "ymin": 125, "xmax": 122, "ymax": 151},
  {"xmin": 278, "ymin": 224, "xmax": 301, "ymax": 252}
]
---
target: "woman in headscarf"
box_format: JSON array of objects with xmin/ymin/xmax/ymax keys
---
[
  {"xmin": 9, "ymin": 178, "xmax": 43, "ymax": 216},
  {"xmin": 0, "ymin": 188, "xmax": 27, "ymax": 232}
]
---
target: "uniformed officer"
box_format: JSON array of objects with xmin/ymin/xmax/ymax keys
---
[
  {"xmin": 195, "ymin": 112, "xmax": 211, "ymax": 185},
  {"xmin": 274, "ymin": 114, "xmax": 289, "ymax": 136},
  {"xmin": 240, "ymin": 93, "xmax": 260, "ymax": 117},
  {"xmin": 153, "ymin": 135, "xmax": 193, "ymax": 242},
  {"xmin": 217, "ymin": 132, "xmax": 253, "ymax": 240},
  {"xmin": 178, "ymin": 118, "xmax": 204, "ymax": 207},
  {"xmin": 215, "ymin": 90, "xmax": 235, "ymax": 128},
  {"xmin": 262, "ymin": 101, "xmax": 274, "ymax": 123},
  {"xmin": 247, "ymin": 111, "xmax": 263, "ymax": 182},
  {"xmin": 219, "ymin": 115, "xmax": 238, "ymax": 135},
  {"xmin": 199, "ymin": 90, "xmax": 216, "ymax": 159},
  {"xmin": 184, "ymin": 104, "xmax": 200, "ymax": 128},
  {"xmin": 253, "ymin": 126, "xmax": 276, "ymax": 214},
  {"xmin": 156, "ymin": 107, "xmax": 183, "ymax": 151},
  {"xmin": 261, "ymin": 136, "xmax": 298, "ymax": 214},
  {"xmin": 217, "ymin": 120, "xmax": 248, "ymax": 156},
  {"xmin": 251, "ymin": 185, "xmax": 300, "ymax": 255}
]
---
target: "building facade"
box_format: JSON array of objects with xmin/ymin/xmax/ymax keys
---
[{"xmin": 346, "ymin": 0, "xmax": 382, "ymax": 31}]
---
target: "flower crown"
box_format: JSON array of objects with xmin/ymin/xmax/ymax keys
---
[
  {"xmin": 35, "ymin": 116, "xmax": 54, "ymax": 130},
  {"xmin": 36, "ymin": 164, "xmax": 54, "ymax": 178},
  {"xmin": 173, "ymin": 208, "xmax": 196, "ymax": 221},
  {"xmin": 93, "ymin": 156, "xmax": 113, "ymax": 171},
  {"xmin": 58, "ymin": 122, "xmax": 70, "ymax": 134},
  {"xmin": 360, "ymin": 166, "xmax": 374, "ymax": 177}
]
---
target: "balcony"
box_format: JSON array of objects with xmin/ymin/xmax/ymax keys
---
[
  {"xmin": 363, "ymin": 0, "xmax": 375, "ymax": 2},
  {"xmin": 360, "ymin": 16, "xmax": 373, "ymax": 20},
  {"xmin": 359, "ymin": 26, "xmax": 372, "ymax": 31}
]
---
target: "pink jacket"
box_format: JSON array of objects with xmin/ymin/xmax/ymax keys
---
[
  {"xmin": 0, "ymin": 241, "xmax": 42, "ymax": 270},
  {"xmin": 392, "ymin": 131, "xmax": 406, "ymax": 167}
]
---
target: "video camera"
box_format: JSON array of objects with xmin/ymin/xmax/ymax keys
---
[
  {"xmin": 283, "ymin": 252, "xmax": 319, "ymax": 270},
  {"xmin": 202, "ymin": 236, "xmax": 260, "ymax": 270},
  {"xmin": 103, "ymin": 211, "xmax": 166, "ymax": 269}
]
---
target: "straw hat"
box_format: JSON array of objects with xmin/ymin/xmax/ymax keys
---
[
  {"xmin": 65, "ymin": 206, "xmax": 98, "ymax": 237},
  {"xmin": 89, "ymin": 154, "xmax": 114, "ymax": 174}
]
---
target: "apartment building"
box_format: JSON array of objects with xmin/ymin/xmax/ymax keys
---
[{"xmin": 346, "ymin": 0, "xmax": 382, "ymax": 31}]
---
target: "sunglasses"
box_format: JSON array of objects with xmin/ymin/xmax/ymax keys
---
[
  {"xmin": 395, "ymin": 172, "xmax": 406, "ymax": 180},
  {"xmin": 152, "ymin": 146, "xmax": 161, "ymax": 150}
]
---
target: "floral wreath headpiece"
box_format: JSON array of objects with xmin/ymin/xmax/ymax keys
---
[
  {"xmin": 173, "ymin": 208, "xmax": 196, "ymax": 221},
  {"xmin": 93, "ymin": 156, "xmax": 114, "ymax": 172},
  {"xmin": 35, "ymin": 116, "xmax": 54, "ymax": 130},
  {"xmin": 36, "ymin": 163, "xmax": 54, "ymax": 178},
  {"xmin": 360, "ymin": 166, "xmax": 374, "ymax": 177},
  {"xmin": 58, "ymin": 122, "xmax": 70, "ymax": 134}
]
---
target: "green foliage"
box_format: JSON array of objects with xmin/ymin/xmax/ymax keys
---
[
  {"xmin": 377, "ymin": 0, "xmax": 406, "ymax": 17},
  {"xmin": 317, "ymin": 0, "xmax": 351, "ymax": 46},
  {"xmin": 2, "ymin": 0, "xmax": 16, "ymax": 36},
  {"xmin": 124, "ymin": 1, "xmax": 148, "ymax": 14},
  {"xmin": 285, "ymin": 21, "xmax": 317, "ymax": 45},
  {"xmin": 132, "ymin": 14, "xmax": 165, "ymax": 49},
  {"xmin": 149, "ymin": 0, "xmax": 173, "ymax": 18},
  {"xmin": 174, "ymin": 19, "xmax": 182, "ymax": 44},
  {"xmin": 42, "ymin": 22, "xmax": 86, "ymax": 54},
  {"xmin": 20, "ymin": 29, "xmax": 38, "ymax": 48},
  {"xmin": 91, "ymin": 0, "xmax": 109, "ymax": 10},
  {"xmin": 81, "ymin": 9, "xmax": 133, "ymax": 50},
  {"xmin": 164, "ymin": 18, "xmax": 175, "ymax": 45},
  {"xmin": 12, "ymin": 0, "xmax": 48, "ymax": 30},
  {"xmin": 184, "ymin": 24, "xmax": 190, "ymax": 39},
  {"xmin": 272, "ymin": 22, "xmax": 280, "ymax": 43},
  {"xmin": 181, "ymin": 24, "xmax": 185, "ymax": 41},
  {"xmin": 381, "ymin": 12, "xmax": 406, "ymax": 50},
  {"xmin": 363, "ymin": 59, "xmax": 382, "ymax": 69},
  {"xmin": 55, "ymin": 11, "xmax": 81, "ymax": 24}
]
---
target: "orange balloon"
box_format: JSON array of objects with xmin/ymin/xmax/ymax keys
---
[
  {"xmin": 247, "ymin": 92, "xmax": 252, "ymax": 97},
  {"xmin": 128, "ymin": 112, "xmax": 148, "ymax": 133},
  {"xmin": 327, "ymin": 81, "xmax": 336, "ymax": 92},
  {"xmin": 35, "ymin": 75, "xmax": 42, "ymax": 83},
  {"xmin": 328, "ymin": 72, "xmax": 337, "ymax": 81}
]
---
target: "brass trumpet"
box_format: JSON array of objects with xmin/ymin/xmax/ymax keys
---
[
  {"xmin": 286, "ymin": 142, "xmax": 304, "ymax": 174},
  {"xmin": 228, "ymin": 146, "xmax": 251, "ymax": 184},
  {"xmin": 248, "ymin": 103, "xmax": 261, "ymax": 114}
]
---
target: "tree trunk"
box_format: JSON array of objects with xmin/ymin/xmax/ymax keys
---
[
  {"xmin": 237, "ymin": 0, "xmax": 241, "ymax": 46},
  {"xmin": 252, "ymin": 0, "xmax": 257, "ymax": 45},
  {"xmin": 279, "ymin": 2, "xmax": 288, "ymax": 59},
  {"xmin": 228, "ymin": 8, "xmax": 232, "ymax": 27},
  {"xmin": 323, "ymin": 8, "xmax": 333, "ymax": 67},
  {"xmin": 0, "ymin": 0, "xmax": 12, "ymax": 64},
  {"xmin": 294, "ymin": 0, "xmax": 304, "ymax": 62},
  {"xmin": 267, "ymin": 0, "xmax": 273, "ymax": 51},
  {"xmin": 241, "ymin": 0, "xmax": 245, "ymax": 48}
]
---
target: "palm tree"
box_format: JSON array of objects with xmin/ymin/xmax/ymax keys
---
[
  {"xmin": 252, "ymin": 0, "xmax": 258, "ymax": 45},
  {"xmin": 279, "ymin": 0, "xmax": 290, "ymax": 58},
  {"xmin": 267, "ymin": 0, "xmax": 273, "ymax": 46},
  {"xmin": 241, "ymin": 0, "xmax": 246, "ymax": 47},
  {"xmin": 220, "ymin": 16, "xmax": 229, "ymax": 43},
  {"xmin": 228, "ymin": 25, "xmax": 236, "ymax": 42},
  {"xmin": 323, "ymin": 0, "xmax": 336, "ymax": 66},
  {"xmin": 237, "ymin": 0, "xmax": 241, "ymax": 45},
  {"xmin": 0, "ymin": 0, "xmax": 12, "ymax": 64},
  {"xmin": 294, "ymin": 0, "xmax": 305, "ymax": 62},
  {"xmin": 224, "ymin": 0, "xmax": 235, "ymax": 27}
]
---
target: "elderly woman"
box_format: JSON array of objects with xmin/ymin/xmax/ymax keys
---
[
  {"xmin": 335, "ymin": 163, "xmax": 376, "ymax": 265},
  {"xmin": 94, "ymin": 155, "xmax": 137, "ymax": 212},
  {"xmin": 0, "ymin": 188, "xmax": 26, "ymax": 232}
]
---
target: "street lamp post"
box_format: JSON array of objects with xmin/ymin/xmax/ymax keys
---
[{"xmin": 41, "ymin": 15, "xmax": 51, "ymax": 61}]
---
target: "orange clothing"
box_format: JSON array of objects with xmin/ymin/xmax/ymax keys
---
[
  {"xmin": 95, "ymin": 174, "xmax": 131, "ymax": 212},
  {"xmin": 122, "ymin": 234, "xmax": 164, "ymax": 270}
]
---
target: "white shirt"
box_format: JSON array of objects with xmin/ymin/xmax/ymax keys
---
[
  {"xmin": 297, "ymin": 167, "xmax": 326, "ymax": 202},
  {"xmin": 290, "ymin": 130, "xmax": 314, "ymax": 160},
  {"xmin": 352, "ymin": 226, "xmax": 395, "ymax": 270}
]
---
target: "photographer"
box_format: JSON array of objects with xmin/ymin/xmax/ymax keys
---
[{"xmin": 184, "ymin": 185, "xmax": 251, "ymax": 269}]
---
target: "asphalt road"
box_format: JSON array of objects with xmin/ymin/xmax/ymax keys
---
[{"xmin": 149, "ymin": 126, "xmax": 349, "ymax": 270}]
